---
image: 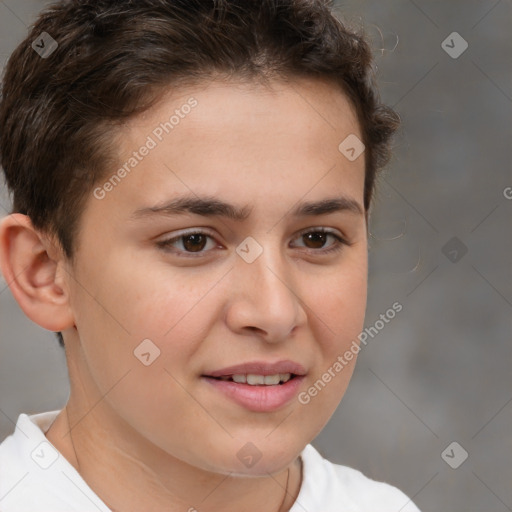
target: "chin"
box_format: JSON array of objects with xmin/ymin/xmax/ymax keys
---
[{"xmin": 221, "ymin": 444, "xmax": 298, "ymax": 477}]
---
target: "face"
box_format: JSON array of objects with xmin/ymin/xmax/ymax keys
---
[{"xmin": 64, "ymin": 77, "xmax": 368, "ymax": 476}]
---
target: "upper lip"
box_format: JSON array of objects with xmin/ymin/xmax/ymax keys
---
[{"xmin": 204, "ymin": 360, "xmax": 307, "ymax": 378}]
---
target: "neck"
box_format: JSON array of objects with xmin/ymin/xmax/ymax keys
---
[{"xmin": 45, "ymin": 404, "xmax": 303, "ymax": 512}]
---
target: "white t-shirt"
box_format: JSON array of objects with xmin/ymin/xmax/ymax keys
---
[{"xmin": 0, "ymin": 410, "xmax": 420, "ymax": 511}]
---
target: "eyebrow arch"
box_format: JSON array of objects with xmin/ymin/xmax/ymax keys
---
[{"xmin": 131, "ymin": 194, "xmax": 364, "ymax": 221}]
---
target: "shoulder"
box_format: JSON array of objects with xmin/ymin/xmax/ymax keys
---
[
  {"xmin": 293, "ymin": 444, "xmax": 421, "ymax": 512},
  {"xmin": 0, "ymin": 411, "xmax": 110, "ymax": 512}
]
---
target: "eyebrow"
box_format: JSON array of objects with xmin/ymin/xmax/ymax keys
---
[{"xmin": 131, "ymin": 194, "xmax": 364, "ymax": 221}]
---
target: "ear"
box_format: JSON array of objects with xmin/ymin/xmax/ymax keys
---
[{"xmin": 0, "ymin": 214, "xmax": 75, "ymax": 333}]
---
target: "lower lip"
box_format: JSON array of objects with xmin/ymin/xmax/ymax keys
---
[{"xmin": 202, "ymin": 376, "xmax": 305, "ymax": 412}]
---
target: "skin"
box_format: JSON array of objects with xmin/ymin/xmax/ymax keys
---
[{"xmin": 0, "ymin": 77, "xmax": 368, "ymax": 512}]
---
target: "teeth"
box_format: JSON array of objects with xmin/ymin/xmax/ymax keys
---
[
  {"xmin": 247, "ymin": 374, "xmax": 265, "ymax": 385},
  {"xmin": 227, "ymin": 373, "xmax": 292, "ymax": 385},
  {"xmin": 263, "ymin": 374, "xmax": 281, "ymax": 385}
]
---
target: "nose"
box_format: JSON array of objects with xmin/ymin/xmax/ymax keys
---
[{"xmin": 225, "ymin": 244, "xmax": 307, "ymax": 343}]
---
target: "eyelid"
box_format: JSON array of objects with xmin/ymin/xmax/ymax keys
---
[
  {"xmin": 155, "ymin": 227, "xmax": 220, "ymax": 256},
  {"xmin": 294, "ymin": 226, "xmax": 350, "ymax": 245},
  {"xmin": 156, "ymin": 226, "xmax": 350, "ymax": 257}
]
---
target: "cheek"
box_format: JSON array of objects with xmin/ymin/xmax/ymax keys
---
[
  {"xmin": 67, "ymin": 262, "xmax": 208, "ymax": 435},
  {"xmin": 316, "ymin": 249, "xmax": 368, "ymax": 347},
  {"xmin": 76, "ymin": 248, "xmax": 194, "ymax": 332},
  {"xmin": 69, "ymin": 252, "xmax": 220, "ymax": 380},
  {"xmin": 304, "ymin": 249, "xmax": 367, "ymax": 410}
]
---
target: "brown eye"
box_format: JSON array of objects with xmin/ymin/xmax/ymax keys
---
[
  {"xmin": 291, "ymin": 228, "xmax": 348, "ymax": 255},
  {"xmin": 181, "ymin": 234, "xmax": 208, "ymax": 252},
  {"xmin": 302, "ymin": 231, "xmax": 329, "ymax": 249},
  {"xmin": 156, "ymin": 230, "xmax": 218, "ymax": 256}
]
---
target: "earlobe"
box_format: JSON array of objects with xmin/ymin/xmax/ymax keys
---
[{"xmin": 0, "ymin": 213, "xmax": 75, "ymax": 333}]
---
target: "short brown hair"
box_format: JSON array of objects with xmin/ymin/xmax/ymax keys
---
[{"xmin": 0, "ymin": 0, "xmax": 400, "ymax": 346}]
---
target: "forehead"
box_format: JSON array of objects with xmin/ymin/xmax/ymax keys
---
[
  {"xmin": 95, "ymin": 77, "xmax": 365, "ymax": 221},
  {"xmin": 138, "ymin": 75, "xmax": 360, "ymax": 139}
]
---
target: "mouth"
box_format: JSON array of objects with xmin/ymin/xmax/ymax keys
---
[
  {"xmin": 201, "ymin": 360, "xmax": 307, "ymax": 412},
  {"xmin": 204, "ymin": 373, "xmax": 298, "ymax": 385}
]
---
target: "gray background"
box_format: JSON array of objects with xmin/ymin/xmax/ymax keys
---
[{"xmin": 1, "ymin": 1, "xmax": 511, "ymax": 511}]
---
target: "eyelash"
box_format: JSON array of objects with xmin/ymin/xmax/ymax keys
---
[{"xmin": 156, "ymin": 227, "xmax": 350, "ymax": 258}]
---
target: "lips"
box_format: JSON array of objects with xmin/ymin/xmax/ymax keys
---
[{"xmin": 202, "ymin": 360, "xmax": 307, "ymax": 412}]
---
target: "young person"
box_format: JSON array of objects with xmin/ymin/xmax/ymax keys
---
[{"xmin": 0, "ymin": 1, "xmax": 419, "ymax": 510}]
